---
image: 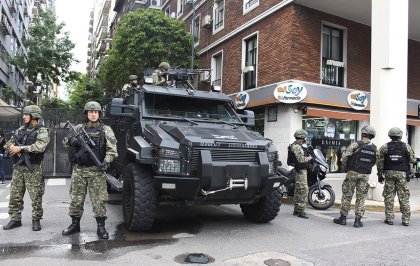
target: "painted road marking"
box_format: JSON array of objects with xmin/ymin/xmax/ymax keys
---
[
  {"xmin": 0, "ymin": 213, "xmax": 9, "ymax": 219},
  {"xmin": 0, "ymin": 202, "xmax": 8, "ymax": 208}
]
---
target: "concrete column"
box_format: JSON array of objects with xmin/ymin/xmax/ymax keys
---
[
  {"xmin": 370, "ymin": 0, "xmax": 409, "ymax": 200},
  {"xmin": 264, "ymin": 104, "xmax": 302, "ymax": 168}
]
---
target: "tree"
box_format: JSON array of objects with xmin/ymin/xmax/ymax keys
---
[
  {"xmin": 11, "ymin": 9, "xmax": 78, "ymax": 91},
  {"xmin": 40, "ymin": 98, "xmax": 69, "ymax": 109},
  {"xmin": 97, "ymin": 9, "xmax": 193, "ymax": 98},
  {"xmin": 67, "ymin": 73, "xmax": 104, "ymax": 109}
]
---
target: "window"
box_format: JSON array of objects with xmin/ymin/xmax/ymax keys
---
[
  {"xmin": 213, "ymin": 0, "xmax": 224, "ymax": 32},
  {"xmin": 321, "ymin": 25, "xmax": 344, "ymax": 87},
  {"xmin": 177, "ymin": 0, "xmax": 185, "ymax": 17},
  {"xmin": 165, "ymin": 6, "xmax": 170, "ymax": 17},
  {"xmin": 211, "ymin": 52, "xmax": 223, "ymax": 91},
  {"xmin": 192, "ymin": 16, "xmax": 200, "ymax": 45},
  {"xmin": 243, "ymin": 0, "xmax": 259, "ymax": 14},
  {"xmin": 243, "ymin": 35, "xmax": 258, "ymax": 90}
]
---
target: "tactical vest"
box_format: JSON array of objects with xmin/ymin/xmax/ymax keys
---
[
  {"xmin": 384, "ymin": 141, "xmax": 408, "ymax": 171},
  {"xmin": 71, "ymin": 123, "xmax": 106, "ymax": 167},
  {"xmin": 347, "ymin": 140, "xmax": 377, "ymax": 174},
  {"xmin": 287, "ymin": 144, "xmax": 309, "ymax": 170},
  {"xmin": 13, "ymin": 125, "xmax": 45, "ymax": 165}
]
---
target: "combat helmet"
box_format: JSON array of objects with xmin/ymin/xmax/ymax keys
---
[
  {"xmin": 158, "ymin": 62, "xmax": 171, "ymax": 70},
  {"xmin": 84, "ymin": 101, "xmax": 102, "ymax": 113},
  {"xmin": 294, "ymin": 129, "xmax": 308, "ymax": 139},
  {"xmin": 22, "ymin": 105, "xmax": 42, "ymax": 119},
  {"xmin": 129, "ymin": 75, "xmax": 138, "ymax": 81},
  {"xmin": 361, "ymin": 125, "xmax": 376, "ymax": 139},
  {"xmin": 388, "ymin": 127, "xmax": 403, "ymax": 138}
]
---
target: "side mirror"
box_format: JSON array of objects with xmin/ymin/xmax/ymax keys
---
[
  {"xmin": 238, "ymin": 110, "xmax": 255, "ymax": 127},
  {"xmin": 109, "ymin": 98, "xmax": 138, "ymax": 118}
]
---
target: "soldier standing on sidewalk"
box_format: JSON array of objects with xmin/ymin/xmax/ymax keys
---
[
  {"xmin": 377, "ymin": 127, "xmax": 416, "ymax": 226},
  {"xmin": 2, "ymin": 105, "xmax": 49, "ymax": 231},
  {"xmin": 61, "ymin": 101, "xmax": 117, "ymax": 239},
  {"xmin": 287, "ymin": 129, "xmax": 313, "ymax": 219},
  {"xmin": 333, "ymin": 125, "xmax": 377, "ymax": 228}
]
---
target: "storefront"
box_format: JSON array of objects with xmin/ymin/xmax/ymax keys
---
[{"xmin": 233, "ymin": 80, "xmax": 420, "ymax": 170}]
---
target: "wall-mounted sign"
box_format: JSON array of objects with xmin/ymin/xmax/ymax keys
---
[
  {"xmin": 274, "ymin": 82, "xmax": 307, "ymax": 103},
  {"xmin": 235, "ymin": 91, "xmax": 250, "ymax": 109},
  {"xmin": 347, "ymin": 91, "xmax": 368, "ymax": 110}
]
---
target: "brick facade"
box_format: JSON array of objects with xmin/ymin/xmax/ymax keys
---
[{"xmin": 163, "ymin": 1, "xmax": 420, "ymax": 99}]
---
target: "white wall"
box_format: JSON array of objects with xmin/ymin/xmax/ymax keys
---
[{"xmin": 264, "ymin": 105, "xmax": 302, "ymax": 168}]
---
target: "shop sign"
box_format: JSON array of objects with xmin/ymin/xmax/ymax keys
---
[
  {"xmin": 312, "ymin": 138, "xmax": 351, "ymax": 147},
  {"xmin": 347, "ymin": 91, "xmax": 368, "ymax": 110},
  {"xmin": 274, "ymin": 82, "xmax": 307, "ymax": 103},
  {"xmin": 235, "ymin": 91, "xmax": 250, "ymax": 109}
]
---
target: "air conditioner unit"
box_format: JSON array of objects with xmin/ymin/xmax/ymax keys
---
[{"xmin": 202, "ymin": 15, "xmax": 212, "ymax": 28}]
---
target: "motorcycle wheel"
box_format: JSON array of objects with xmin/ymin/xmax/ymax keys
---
[{"xmin": 308, "ymin": 186, "xmax": 335, "ymax": 210}]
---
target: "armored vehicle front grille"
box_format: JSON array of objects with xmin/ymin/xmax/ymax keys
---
[{"xmin": 190, "ymin": 148, "xmax": 261, "ymax": 175}]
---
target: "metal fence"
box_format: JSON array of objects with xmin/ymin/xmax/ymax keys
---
[{"xmin": 2, "ymin": 108, "xmax": 85, "ymax": 178}]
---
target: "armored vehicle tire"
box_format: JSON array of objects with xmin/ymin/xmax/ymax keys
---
[
  {"xmin": 240, "ymin": 189, "xmax": 282, "ymax": 223},
  {"xmin": 122, "ymin": 163, "xmax": 157, "ymax": 231}
]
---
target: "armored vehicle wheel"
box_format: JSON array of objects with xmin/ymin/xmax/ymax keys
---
[
  {"xmin": 123, "ymin": 163, "xmax": 157, "ymax": 231},
  {"xmin": 240, "ymin": 189, "xmax": 282, "ymax": 223}
]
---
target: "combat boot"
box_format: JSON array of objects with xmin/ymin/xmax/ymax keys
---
[
  {"xmin": 354, "ymin": 218, "xmax": 363, "ymax": 228},
  {"xmin": 32, "ymin": 220, "xmax": 41, "ymax": 231},
  {"xmin": 96, "ymin": 217, "xmax": 109, "ymax": 240},
  {"xmin": 3, "ymin": 220, "xmax": 22, "ymax": 230},
  {"xmin": 333, "ymin": 214, "xmax": 346, "ymax": 225},
  {"xmin": 62, "ymin": 216, "xmax": 81, "ymax": 236}
]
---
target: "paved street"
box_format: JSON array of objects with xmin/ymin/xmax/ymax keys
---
[{"xmin": 1, "ymin": 178, "xmax": 420, "ymax": 265}]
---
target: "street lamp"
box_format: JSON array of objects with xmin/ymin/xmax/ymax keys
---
[{"xmin": 187, "ymin": 0, "xmax": 196, "ymax": 70}]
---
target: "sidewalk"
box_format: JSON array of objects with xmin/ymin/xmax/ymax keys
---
[{"xmin": 325, "ymin": 174, "xmax": 420, "ymax": 212}]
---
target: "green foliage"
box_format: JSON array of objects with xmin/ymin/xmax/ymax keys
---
[
  {"xmin": 40, "ymin": 97, "xmax": 69, "ymax": 109},
  {"xmin": 97, "ymin": 9, "xmax": 193, "ymax": 99},
  {"xmin": 0, "ymin": 86, "xmax": 17, "ymax": 102},
  {"xmin": 10, "ymin": 9, "xmax": 78, "ymax": 87},
  {"xmin": 67, "ymin": 73, "xmax": 104, "ymax": 109}
]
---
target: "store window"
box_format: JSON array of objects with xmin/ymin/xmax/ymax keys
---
[{"xmin": 303, "ymin": 116, "xmax": 357, "ymax": 173}]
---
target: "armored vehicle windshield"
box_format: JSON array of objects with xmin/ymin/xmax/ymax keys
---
[{"xmin": 143, "ymin": 92, "xmax": 243, "ymax": 124}]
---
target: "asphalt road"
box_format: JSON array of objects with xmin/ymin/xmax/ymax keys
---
[{"xmin": 1, "ymin": 178, "xmax": 419, "ymax": 265}]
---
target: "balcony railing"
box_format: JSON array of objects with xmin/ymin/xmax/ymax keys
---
[{"xmin": 321, "ymin": 58, "xmax": 344, "ymax": 87}]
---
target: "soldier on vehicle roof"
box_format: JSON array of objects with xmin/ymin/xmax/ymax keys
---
[
  {"xmin": 62, "ymin": 101, "xmax": 117, "ymax": 239},
  {"xmin": 152, "ymin": 62, "xmax": 171, "ymax": 86},
  {"xmin": 3, "ymin": 105, "xmax": 50, "ymax": 231}
]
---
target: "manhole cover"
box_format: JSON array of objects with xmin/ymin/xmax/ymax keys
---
[
  {"xmin": 264, "ymin": 258, "xmax": 291, "ymax": 266},
  {"xmin": 174, "ymin": 253, "xmax": 215, "ymax": 264}
]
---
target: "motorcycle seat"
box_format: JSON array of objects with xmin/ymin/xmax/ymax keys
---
[{"xmin": 277, "ymin": 167, "xmax": 294, "ymax": 177}]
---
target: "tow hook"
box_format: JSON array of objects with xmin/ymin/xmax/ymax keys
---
[{"xmin": 200, "ymin": 178, "xmax": 248, "ymax": 196}]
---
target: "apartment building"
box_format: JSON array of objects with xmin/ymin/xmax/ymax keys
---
[
  {"xmin": 160, "ymin": 0, "xmax": 420, "ymax": 176},
  {"xmin": 87, "ymin": 0, "xmax": 164, "ymax": 78}
]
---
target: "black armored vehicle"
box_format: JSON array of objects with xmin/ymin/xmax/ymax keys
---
[{"xmin": 106, "ymin": 69, "xmax": 282, "ymax": 231}]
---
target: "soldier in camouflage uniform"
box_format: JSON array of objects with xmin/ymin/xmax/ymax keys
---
[
  {"xmin": 288, "ymin": 129, "xmax": 313, "ymax": 219},
  {"xmin": 2, "ymin": 105, "xmax": 50, "ymax": 231},
  {"xmin": 152, "ymin": 61, "xmax": 171, "ymax": 85},
  {"xmin": 333, "ymin": 125, "xmax": 377, "ymax": 228},
  {"xmin": 62, "ymin": 101, "xmax": 117, "ymax": 239},
  {"xmin": 120, "ymin": 74, "xmax": 140, "ymax": 96},
  {"xmin": 377, "ymin": 127, "xmax": 416, "ymax": 226}
]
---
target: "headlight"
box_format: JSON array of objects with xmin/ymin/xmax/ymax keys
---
[
  {"xmin": 155, "ymin": 148, "xmax": 182, "ymax": 174},
  {"xmin": 267, "ymin": 152, "xmax": 278, "ymax": 175},
  {"xmin": 158, "ymin": 159, "xmax": 181, "ymax": 173},
  {"xmin": 319, "ymin": 165, "xmax": 328, "ymax": 173}
]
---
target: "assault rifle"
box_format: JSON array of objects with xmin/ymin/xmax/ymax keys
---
[
  {"xmin": 64, "ymin": 121, "xmax": 122, "ymax": 191},
  {"xmin": 9, "ymin": 129, "xmax": 33, "ymax": 171}
]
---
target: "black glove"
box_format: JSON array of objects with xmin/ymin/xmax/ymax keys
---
[
  {"xmin": 74, "ymin": 149, "xmax": 89, "ymax": 162},
  {"xmin": 378, "ymin": 173, "xmax": 384, "ymax": 183},
  {"xmin": 68, "ymin": 137, "xmax": 80, "ymax": 147},
  {"xmin": 99, "ymin": 161, "xmax": 109, "ymax": 171}
]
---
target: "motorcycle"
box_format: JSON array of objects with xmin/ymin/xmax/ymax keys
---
[{"xmin": 277, "ymin": 146, "xmax": 336, "ymax": 210}]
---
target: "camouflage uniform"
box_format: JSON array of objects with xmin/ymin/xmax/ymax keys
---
[
  {"xmin": 377, "ymin": 141, "xmax": 416, "ymax": 224},
  {"xmin": 339, "ymin": 137, "xmax": 375, "ymax": 219},
  {"xmin": 290, "ymin": 141, "xmax": 312, "ymax": 214},
  {"xmin": 5, "ymin": 125, "xmax": 50, "ymax": 221},
  {"xmin": 63, "ymin": 121, "xmax": 117, "ymax": 218}
]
